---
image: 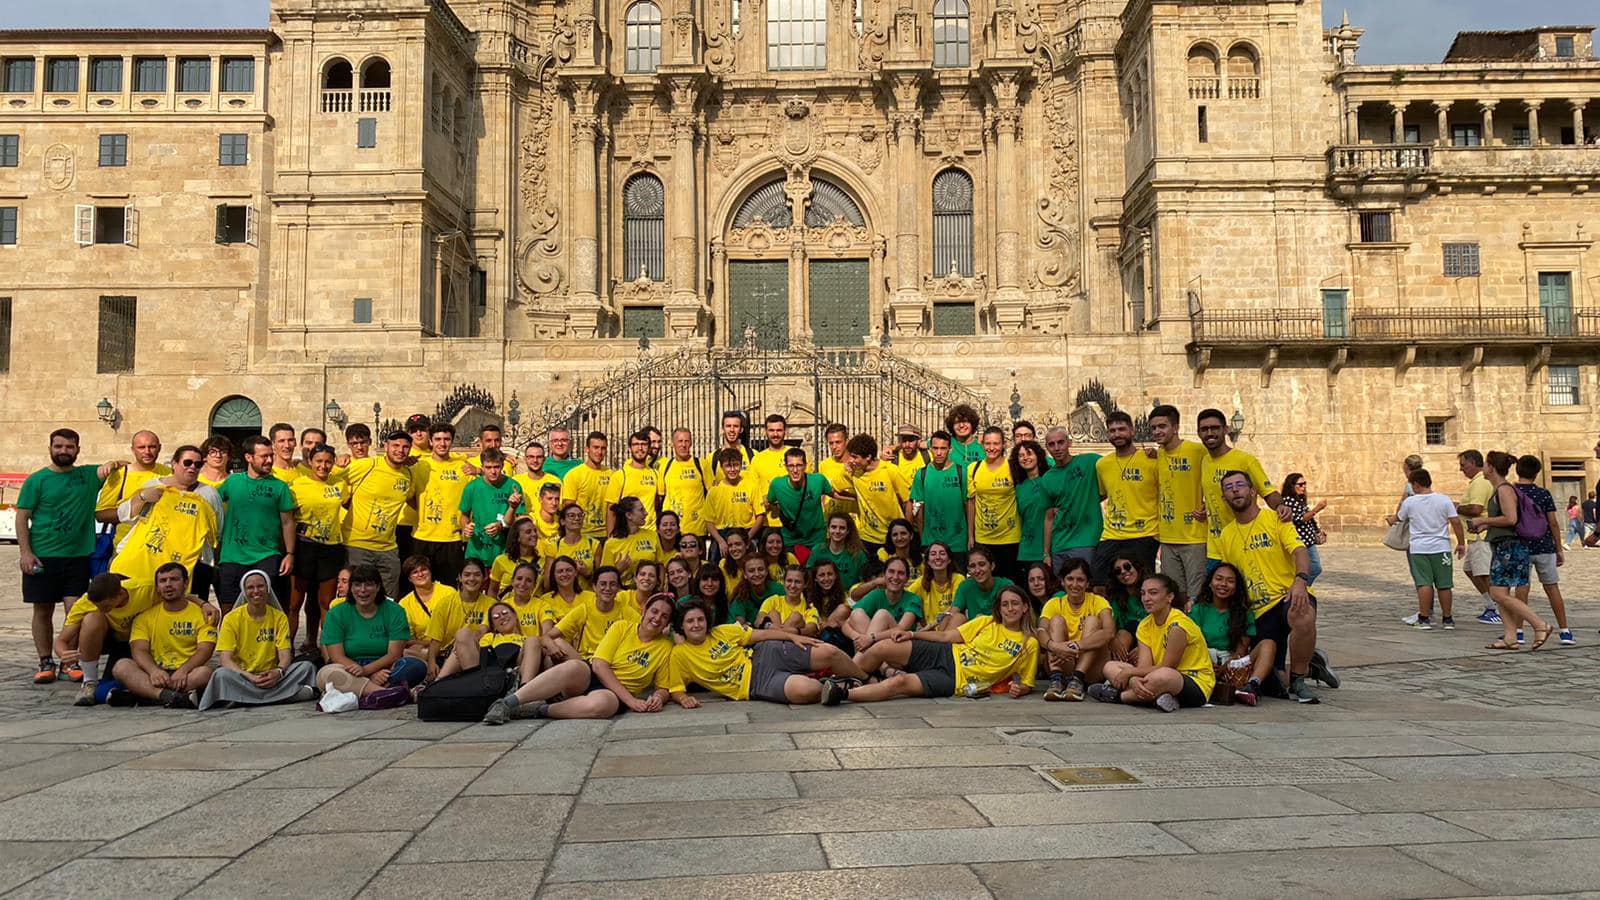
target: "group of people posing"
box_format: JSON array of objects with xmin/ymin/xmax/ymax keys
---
[{"xmin": 15, "ymin": 401, "xmax": 1339, "ymax": 719}]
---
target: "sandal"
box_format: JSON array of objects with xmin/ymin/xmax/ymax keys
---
[
  {"xmin": 1485, "ymin": 639, "xmax": 1521, "ymax": 651},
  {"xmin": 1530, "ymin": 627, "xmax": 1555, "ymax": 650}
]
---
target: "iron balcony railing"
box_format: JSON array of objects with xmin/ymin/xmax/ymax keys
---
[{"xmin": 1191, "ymin": 307, "xmax": 1600, "ymax": 343}]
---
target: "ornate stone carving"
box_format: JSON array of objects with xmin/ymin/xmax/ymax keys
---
[
  {"xmin": 514, "ymin": 71, "xmax": 565, "ymax": 304},
  {"xmin": 1029, "ymin": 66, "xmax": 1082, "ymax": 304},
  {"xmin": 853, "ymin": 122, "xmax": 883, "ymax": 172},
  {"xmin": 923, "ymin": 270, "xmax": 989, "ymax": 298},
  {"xmin": 43, "ymin": 143, "xmax": 75, "ymax": 191},
  {"xmin": 611, "ymin": 273, "xmax": 672, "ymax": 303},
  {"xmin": 771, "ymin": 99, "xmax": 820, "ymax": 167}
]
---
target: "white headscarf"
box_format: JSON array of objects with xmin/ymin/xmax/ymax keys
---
[{"xmin": 238, "ymin": 569, "xmax": 285, "ymax": 612}]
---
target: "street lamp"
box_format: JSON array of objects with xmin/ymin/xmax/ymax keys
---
[
  {"xmin": 373, "ymin": 402, "xmax": 382, "ymax": 430},
  {"xmin": 1008, "ymin": 372, "xmax": 1023, "ymax": 423},
  {"xmin": 325, "ymin": 399, "xmax": 347, "ymax": 431},
  {"xmin": 95, "ymin": 397, "xmax": 116, "ymax": 426},
  {"xmin": 1229, "ymin": 409, "xmax": 1246, "ymax": 443}
]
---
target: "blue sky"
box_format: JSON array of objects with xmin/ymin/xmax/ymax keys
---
[{"xmin": 0, "ymin": 0, "xmax": 1593, "ymax": 64}]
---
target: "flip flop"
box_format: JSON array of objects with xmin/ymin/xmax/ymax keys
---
[
  {"xmin": 1485, "ymin": 639, "xmax": 1520, "ymax": 651},
  {"xmin": 1531, "ymin": 627, "xmax": 1555, "ymax": 650}
]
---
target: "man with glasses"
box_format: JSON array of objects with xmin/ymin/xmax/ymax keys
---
[
  {"xmin": 1196, "ymin": 407, "xmax": 1283, "ymax": 567},
  {"xmin": 607, "ymin": 430, "xmax": 662, "ymax": 532},
  {"xmin": 215, "ymin": 436, "xmax": 296, "ymax": 612},
  {"xmin": 544, "ymin": 428, "xmax": 580, "ymax": 481}
]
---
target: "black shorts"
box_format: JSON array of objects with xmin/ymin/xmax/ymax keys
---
[
  {"xmin": 1253, "ymin": 595, "xmax": 1316, "ymax": 669},
  {"xmin": 22, "ymin": 556, "xmax": 91, "ymax": 604},
  {"xmin": 294, "ymin": 539, "xmax": 346, "ymax": 583},
  {"xmin": 1091, "ymin": 537, "xmax": 1159, "ymax": 587},
  {"xmin": 905, "ymin": 639, "xmax": 958, "ymax": 698},
  {"xmin": 191, "ymin": 563, "xmax": 217, "ymax": 603},
  {"xmin": 580, "ymin": 667, "xmax": 634, "ymax": 715},
  {"xmin": 104, "ymin": 634, "xmax": 134, "ymax": 671},
  {"xmin": 1175, "ymin": 674, "xmax": 1208, "ymax": 708},
  {"xmin": 412, "ymin": 539, "xmax": 465, "ymax": 587}
]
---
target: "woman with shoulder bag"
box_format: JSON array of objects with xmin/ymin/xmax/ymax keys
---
[{"xmin": 1280, "ymin": 473, "xmax": 1327, "ymax": 584}]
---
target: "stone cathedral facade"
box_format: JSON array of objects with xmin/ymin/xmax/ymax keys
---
[{"xmin": 0, "ymin": 0, "xmax": 1597, "ymax": 523}]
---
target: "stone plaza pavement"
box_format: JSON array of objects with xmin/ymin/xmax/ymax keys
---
[{"xmin": 1, "ymin": 546, "xmax": 1599, "ymax": 899}]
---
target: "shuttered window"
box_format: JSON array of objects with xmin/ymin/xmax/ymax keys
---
[
  {"xmin": 97, "ymin": 296, "xmax": 136, "ymax": 374},
  {"xmin": 220, "ymin": 57, "xmax": 254, "ymax": 92},
  {"xmin": 932, "ymin": 169, "xmax": 974, "ymax": 277},
  {"xmin": 623, "ymin": 174, "xmax": 665, "ymax": 281},
  {"xmin": 134, "ymin": 57, "xmax": 165, "ymax": 92}
]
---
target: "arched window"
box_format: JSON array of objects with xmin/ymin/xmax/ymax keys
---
[
  {"xmin": 623, "ymin": 174, "xmax": 665, "ymax": 281},
  {"xmin": 322, "ymin": 58, "xmax": 353, "ymax": 89},
  {"xmin": 625, "ymin": 2, "xmax": 663, "ymax": 74},
  {"xmin": 732, "ymin": 179, "xmax": 793, "ymax": 228},
  {"xmin": 931, "ymin": 169, "xmax": 973, "ymax": 277},
  {"xmin": 768, "ymin": 0, "xmax": 826, "ymax": 71},
  {"xmin": 359, "ymin": 58, "xmax": 391, "ymax": 89},
  {"xmin": 804, "ymin": 178, "xmax": 865, "ymax": 228},
  {"xmin": 1227, "ymin": 43, "xmax": 1260, "ymax": 99},
  {"xmin": 1186, "ymin": 43, "xmax": 1219, "ymax": 98},
  {"xmin": 932, "ymin": 0, "xmax": 970, "ymax": 69}
]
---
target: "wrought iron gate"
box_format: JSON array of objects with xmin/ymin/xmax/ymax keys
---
[{"xmin": 523, "ymin": 341, "xmax": 994, "ymax": 462}]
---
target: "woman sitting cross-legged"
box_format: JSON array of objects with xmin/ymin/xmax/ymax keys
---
[
  {"xmin": 834, "ymin": 556, "xmax": 923, "ymax": 658},
  {"xmin": 667, "ymin": 599, "xmax": 870, "ymax": 706},
  {"xmin": 316, "ymin": 564, "xmax": 426, "ymax": 699},
  {"xmin": 199, "ymin": 570, "xmax": 317, "ymax": 710},
  {"xmin": 481, "ymin": 593, "xmax": 684, "ymax": 723},
  {"xmin": 433, "ymin": 602, "xmax": 526, "ymax": 681},
  {"xmin": 1087, "ymin": 574, "xmax": 1215, "ymax": 713},
  {"xmin": 818, "ymin": 584, "xmax": 1039, "ymax": 705},
  {"xmin": 1039, "ymin": 558, "xmax": 1115, "ymax": 702},
  {"xmin": 1187, "ymin": 563, "xmax": 1277, "ymax": 706}
]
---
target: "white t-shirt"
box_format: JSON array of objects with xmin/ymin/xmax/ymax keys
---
[{"xmin": 1398, "ymin": 492, "xmax": 1457, "ymax": 554}]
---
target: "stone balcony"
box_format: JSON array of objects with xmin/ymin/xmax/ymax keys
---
[{"xmin": 1327, "ymin": 142, "xmax": 1600, "ymax": 197}]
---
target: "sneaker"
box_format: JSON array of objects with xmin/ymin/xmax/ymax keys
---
[
  {"xmin": 1516, "ymin": 629, "xmax": 1525, "ymax": 643},
  {"xmin": 61, "ymin": 662, "xmax": 84, "ymax": 683},
  {"xmin": 1442, "ymin": 617, "xmax": 1456, "ymax": 630},
  {"xmin": 161, "ymin": 689, "xmax": 197, "ymax": 710},
  {"xmin": 1290, "ymin": 675, "xmax": 1321, "ymax": 704},
  {"xmin": 1154, "ymin": 693, "xmax": 1180, "ymax": 713},
  {"xmin": 33, "ymin": 660, "xmax": 57, "ymax": 685},
  {"xmin": 74, "ymin": 682, "xmax": 98, "ymax": 707},
  {"xmin": 1308, "ymin": 648, "xmax": 1340, "ymax": 689},
  {"xmin": 1560, "ymin": 629, "xmax": 1576, "ymax": 646},
  {"xmin": 1063, "ymin": 674, "xmax": 1087, "ymax": 702},
  {"xmin": 1042, "ymin": 675, "xmax": 1068, "ymax": 702},
  {"xmin": 1476, "ymin": 609, "xmax": 1502, "ymax": 626},
  {"xmin": 1401, "ymin": 613, "xmax": 1420, "ymax": 626},
  {"xmin": 294, "ymin": 684, "xmax": 317, "ymax": 702},
  {"xmin": 481, "ymin": 698, "xmax": 513, "ymax": 725},
  {"xmin": 1411, "ymin": 617, "xmax": 1432, "ymax": 630},
  {"xmin": 819, "ymin": 678, "xmax": 846, "ymax": 707},
  {"xmin": 1234, "ymin": 683, "xmax": 1258, "ymax": 707},
  {"xmin": 106, "ymin": 687, "xmax": 136, "ymax": 708},
  {"xmin": 1086, "ymin": 681, "xmax": 1122, "ymax": 704}
]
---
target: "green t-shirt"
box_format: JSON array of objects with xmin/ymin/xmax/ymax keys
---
[
  {"xmin": 320, "ymin": 599, "xmax": 411, "ymax": 663},
  {"xmin": 910, "ymin": 463, "xmax": 968, "ymax": 550},
  {"xmin": 459, "ymin": 476, "xmax": 527, "ymax": 563},
  {"xmin": 545, "ymin": 457, "xmax": 581, "ymax": 481},
  {"xmin": 1015, "ymin": 475, "xmax": 1058, "ymax": 563},
  {"xmin": 17, "ymin": 465, "xmax": 105, "ymax": 558},
  {"xmin": 217, "ymin": 473, "xmax": 295, "ymax": 565},
  {"xmin": 1109, "ymin": 592, "xmax": 1145, "ymax": 632},
  {"xmin": 807, "ymin": 544, "xmax": 868, "ymax": 589},
  {"xmin": 949, "ymin": 438, "xmax": 983, "ymax": 469},
  {"xmin": 1188, "ymin": 601, "xmax": 1256, "ymax": 653},
  {"xmin": 1043, "ymin": 454, "xmax": 1102, "ymax": 553},
  {"xmin": 767, "ymin": 473, "xmax": 832, "ymax": 548},
  {"xmin": 952, "ymin": 576, "xmax": 1014, "ymax": 620},
  {"xmin": 853, "ymin": 587, "xmax": 924, "ymax": 623},
  {"xmin": 728, "ymin": 583, "xmax": 780, "ymax": 625}
]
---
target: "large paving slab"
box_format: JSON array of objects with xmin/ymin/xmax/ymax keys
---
[
  {"xmin": 1160, "ymin": 812, "xmax": 1487, "ymax": 852},
  {"xmin": 284, "ymin": 767, "xmax": 482, "ymax": 834},
  {"xmin": 396, "ymin": 794, "xmax": 573, "ymax": 862},
  {"xmin": 536, "ymin": 864, "xmax": 993, "ymax": 900},
  {"xmin": 358, "ymin": 861, "xmax": 547, "ymax": 900},
  {"xmin": 95, "ymin": 787, "xmax": 337, "ymax": 857},
  {"xmin": 0, "ymin": 841, "xmax": 100, "ymax": 894},
  {"xmin": 795, "ymin": 766, "xmax": 1058, "ymax": 799},
  {"xmin": 820, "ymin": 822, "xmax": 1192, "ymax": 867},
  {"xmin": 547, "ymin": 834, "xmax": 828, "ymax": 882},
  {"xmin": 589, "ymin": 748, "xmax": 840, "ymax": 777},
  {"xmin": 581, "ymin": 772, "xmax": 800, "ymax": 804},
  {"xmin": 563, "ymin": 796, "xmax": 985, "ymax": 842},
  {"xmin": 4, "ymin": 856, "xmax": 228, "ymax": 900},
  {"xmin": 967, "ymin": 785, "xmax": 1353, "ymax": 826},
  {"xmin": 1305, "ymin": 777, "xmax": 1600, "ymax": 813},
  {"xmin": 1400, "ymin": 837, "xmax": 1600, "ymax": 895},
  {"xmin": 187, "ymin": 830, "xmax": 411, "ymax": 899}
]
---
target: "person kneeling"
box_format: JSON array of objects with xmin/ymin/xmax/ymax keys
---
[
  {"xmin": 1088, "ymin": 575, "xmax": 1214, "ymax": 712},
  {"xmin": 667, "ymin": 599, "xmax": 870, "ymax": 705},
  {"xmin": 110, "ymin": 563, "xmax": 217, "ymax": 709},
  {"xmin": 818, "ymin": 585, "xmax": 1039, "ymax": 705},
  {"xmin": 199, "ymin": 570, "xmax": 317, "ymax": 710},
  {"xmin": 482, "ymin": 593, "xmax": 684, "ymax": 723}
]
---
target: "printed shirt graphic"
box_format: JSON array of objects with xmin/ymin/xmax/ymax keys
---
[
  {"xmin": 912, "ymin": 464, "xmax": 969, "ymax": 550},
  {"xmin": 561, "ymin": 465, "xmax": 615, "ymax": 539},
  {"xmin": 557, "ymin": 600, "xmax": 642, "ymax": 658},
  {"xmin": 342, "ymin": 458, "xmax": 417, "ymax": 551},
  {"xmin": 1043, "ymin": 454, "xmax": 1102, "ymax": 552},
  {"xmin": 1095, "ymin": 453, "xmax": 1160, "ymax": 540},
  {"xmin": 593, "ymin": 619, "xmax": 675, "ymax": 695},
  {"xmin": 459, "ymin": 476, "xmax": 528, "ymax": 562},
  {"xmin": 131, "ymin": 602, "xmax": 218, "ymax": 670},
  {"xmin": 1135, "ymin": 608, "xmax": 1215, "ymax": 697},
  {"xmin": 217, "ymin": 604, "xmax": 291, "ymax": 673},
  {"xmin": 96, "ymin": 465, "xmax": 171, "ymax": 546},
  {"xmin": 217, "ymin": 473, "xmax": 294, "ymax": 564},
  {"xmin": 657, "ymin": 456, "xmax": 709, "ymax": 534},
  {"xmin": 111, "ymin": 487, "xmax": 220, "ymax": 582},
  {"xmin": 852, "ymin": 464, "xmax": 910, "ymax": 545},
  {"xmin": 952, "ymin": 615, "xmax": 1039, "ymax": 693},
  {"xmin": 966, "ymin": 461, "xmax": 1020, "ymax": 544},
  {"xmin": 667, "ymin": 623, "xmax": 756, "ymax": 700},
  {"xmin": 413, "ymin": 456, "xmax": 472, "ymax": 543},
  {"xmin": 291, "ymin": 477, "xmax": 345, "ymax": 545},
  {"xmin": 606, "ymin": 463, "xmax": 662, "ymax": 529},
  {"xmin": 1215, "ymin": 514, "xmax": 1304, "ymax": 617},
  {"xmin": 17, "ymin": 465, "xmax": 106, "ymax": 558},
  {"xmin": 705, "ymin": 480, "xmax": 760, "ymax": 531},
  {"xmin": 1156, "ymin": 440, "xmax": 1209, "ymax": 545}
]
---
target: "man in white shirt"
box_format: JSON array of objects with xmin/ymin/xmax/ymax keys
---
[{"xmin": 1389, "ymin": 468, "xmax": 1465, "ymax": 630}]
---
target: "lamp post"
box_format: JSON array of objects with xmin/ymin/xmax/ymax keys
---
[
  {"xmin": 373, "ymin": 402, "xmax": 382, "ymax": 430},
  {"xmin": 96, "ymin": 397, "xmax": 116, "ymax": 427},
  {"xmin": 505, "ymin": 392, "xmax": 522, "ymax": 446},
  {"xmin": 1008, "ymin": 371, "xmax": 1023, "ymax": 423},
  {"xmin": 325, "ymin": 399, "xmax": 347, "ymax": 432},
  {"xmin": 1228, "ymin": 409, "xmax": 1246, "ymax": 443}
]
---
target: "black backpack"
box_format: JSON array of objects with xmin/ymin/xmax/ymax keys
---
[{"xmin": 416, "ymin": 661, "xmax": 512, "ymax": 722}]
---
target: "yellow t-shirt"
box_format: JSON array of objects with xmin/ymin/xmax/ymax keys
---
[
  {"xmin": 892, "ymin": 451, "xmax": 927, "ymax": 483},
  {"xmin": 489, "ymin": 553, "xmax": 538, "ymax": 595},
  {"xmin": 705, "ymin": 479, "xmax": 761, "ymax": 532},
  {"xmin": 504, "ymin": 594, "xmax": 545, "ymax": 637},
  {"xmin": 400, "ymin": 446, "xmax": 427, "ymax": 526},
  {"xmin": 556, "ymin": 599, "xmax": 642, "ymax": 657},
  {"xmin": 758, "ymin": 594, "xmax": 820, "ymax": 628},
  {"xmin": 97, "ymin": 465, "xmax": 172, "ymax": 546},
  {"xmin": 915, "ymin": 573, "xmax": 964, "ymax": 623},
  {"xmin": 666, "ymin": 623, "xmax": 755, "ymax": 700},
  {"xmin": 592, "ymin": 620, "xmax": 675, "ymax": 695},
  {"xmin": 537, "ymin": 536, "xmax": 597, "ymax": 581},
  {"xmin": 271, "ymin": 464, "xmax": 306, "ymax": 485},
  {"xmin": 1136, "ymin": 608, "xmax": 1215, "ymax": 697},
  {"xmin": 747, "ymin": 448, "xmax": 789, "ymax": 526},
  {"xmin": 532, "ymin": 512, "xmax": 561, "ymax": 543},
  {"xmin": 598, "ymin": 529, "xmax": 661, "ymax": 585},
  {"xmin": 217, "ymin": 604, "xmax": 291, "ymax": 673},
  {"xmin": 1039, "ymin": 592, "xmax": 1112, "ymax": 642},
  {"xmin": 561, "ymin": 464, "xmax": 615, "ymax": 539},
  {"xmin": 64, "ymin": 577, "xmax": 161, "ymax": 639},
  {"xmin": 540, "ymin": 589, "xmax": 595, "ymax": 628},
  {"xmin": 702, "ymin": 445, "xmax": 752, "ymax": 486},
  {"xmin": 513, "ymin": 471, "xmax": 562, "ymax": 509},
  {"xmin": 413, "ymin": 456, "xmax": 472, "ymax": 543},
  {"xmin": 854, "ymin": 463, "xmax": 911, "ymax": 545},
  {"xmin": 657, "ymin": 456, "xmax": 710, "ymax": 535},
  {"xmin": 818, "ymin": 455, "xmax": 857, "ymax": 517},
  {"xmin": 1200, "ymin": 448, "xmax": 1274, "ymax": 555},
  {"xmin": 1463, "ymin": 473, "xmax": 1492, "ymax": 544},
  {"xmin": 110, "ymin": 487, "xmax": 220, "ymax": 585},
  {"xmin": 605, "ymin": 463, "xmax": 662, "ymax": 530},
  {"xmin": 425, "ymin": 590, "xmax": 497, "ymax": 646},
  {"xmin": 479, "ymin": 631, "xmax": 526, "ymax": 651},
  {"xmin": 1096, "ymin": 452, "xmax": 1160, "ymax": 540},
  {"xmin": 130, "ymin": 602, "xmax": 218, "ymax": 670},
  {"xmin": 291, "ymin": 476, "xmax": 345, "ymax": 546},
  {"xmin": 343, "ymin": 458, "xmax": 419, "ymax": 552},
  {"xmin": 1156, "ymin": 440, "xmax": 1208, "ymax": 545},
  {"xmin": 1214, "ymin": 513, "xmax": 1305, "ymax": 618},
  {"xmin": 397, "ymin": 585, "xmax": 459, "ymax": 642},
  {"xmin": 952, "ymin": 615, "xmax": 1039, "ymax": 693},
  {"xmin": 966, "ymin": 460, "xmax": 1020, "ymax": 545}
]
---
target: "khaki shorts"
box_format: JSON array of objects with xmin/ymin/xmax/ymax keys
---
[{"xmin": 1463, "ymin": 540, "xmax": 1492, "ymax": 577}]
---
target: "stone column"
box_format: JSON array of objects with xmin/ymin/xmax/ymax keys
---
[
  {"xmin": 885, "ymin": 71, "xmax": 924, "ymax": 335},
  {"xmin": 664, "ymin": 80, "xmax": 701, "ymax": 338},
  {"xmin": 1572, "ymin": 100, "xmax": 1589, "ymax": 144},
  {"xmin": 1478, "ymin": 100, "xmax": 1496, "ymax": 146},
  {"xmin": 567, "ymin": 78, "xmax": 606, "ymax": 336},
  {"xmin": 1433, "ymin": 100, "xmax": 1452, "ymax": 146},
  {"xmin": 1343, "ymin": 99, "xmax": 1357, "ymax": 144},
  {"xmin": 1525, "ymin": 100, "xmax": 1542, "ymax": 146},
  {"xmin": 1388, "ymin": 101, "xmax": 1405, "ymax": 142},
  {"xmin": 987, "ymin": 69, "xmax": 1027, "ymax": 333}
]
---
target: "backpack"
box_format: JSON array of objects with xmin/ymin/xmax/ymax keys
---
[
  {"xmin": 416, "ymin": 661, "xmax": 512, "ymax": 721},
  {"xmin": 1512, "ymin": 485, "xmax": 1548, "ymax": 542}
]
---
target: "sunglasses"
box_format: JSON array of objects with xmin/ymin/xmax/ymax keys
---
[
  {"xmin": 1115, "ymin": 563, "xmax": 1137, "ymax": 574},
  {"xmin": 175, "ymin": 459, "xmax": 202, "ymax": 468}
]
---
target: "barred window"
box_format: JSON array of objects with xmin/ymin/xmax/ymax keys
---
[
  {"xmin": 1443, "ymin": 242, "xmax": 1479, "ymax": 277},
  {"xmin": 97, "ymin": 296, "xmax": 136, "ymax": 374},
  {"xmin": 625, "ymin": 2, "xmax": 663, "ymax": 74},
  {"xmin": 134, "ymin": 57, "xmax": 166, "ymax": 92},
  {"xmin": 805, "ymin": 178, "xmax": 865, "ymax": 228},
  {"xmin": 623, "ymin": 173, "xmax": 665, "ymax": 281},
  {"xmin": 932, "ymin": 0, "xmax": 970, "ymax": 68},
  {"xmin": 1358, "ymin": 211, "xmax": 1392, "ymax": 243},
  {"xmin": 768, "ymin": 0, "xmax": 827, "ymax": 71},
  {"xmin": 1424, "ymin": 418, "xmax": 1448, "ymax": 446},
  {"xmin": 1548, "ymin": 365, "xmax": 1580, "ymax": 407},
  {"xmin": 931, "ymin": 169, "xmax": 974, "ymax": 277},
  {"xmin": 733, "ymin": 179, "xmax": 792, "ymax": 228}
]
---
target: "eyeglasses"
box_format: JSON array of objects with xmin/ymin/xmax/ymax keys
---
[{"xmin": 175, "ymin": 459, "xmax": 202, "ymax": 469}]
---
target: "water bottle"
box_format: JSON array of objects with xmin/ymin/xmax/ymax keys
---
[
  {"xmin": 30, "ymin": 563, "xmax": 45, "ymax": 575},
  {"xmin": 962, "ymin": 681, "xmax": 979, "ymax": 699}
]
